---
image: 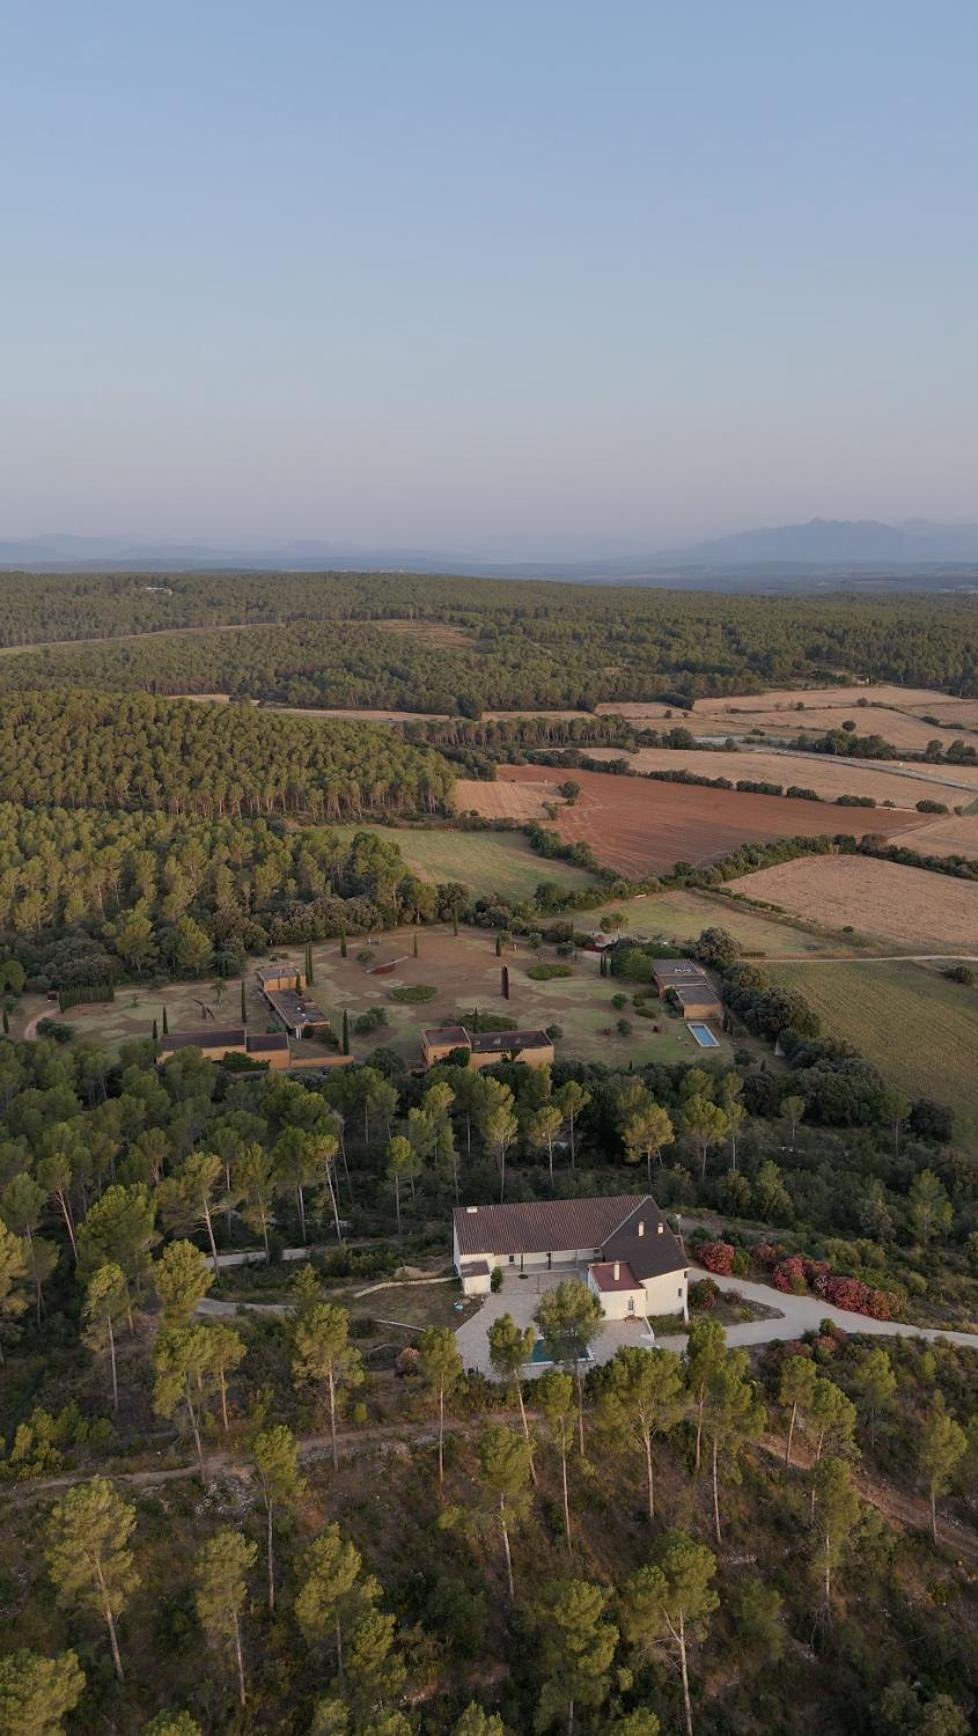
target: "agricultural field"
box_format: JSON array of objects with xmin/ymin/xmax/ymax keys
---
[
  {"xmin": 488, "ymin": 765, "xmax": 920, "ymax": 876},
  {"xmin": 452, "ymin": 776, "xmax": 564, "ymax": 820},
  {"xmin": 607, "ymin": 887, "xmax": 856, "ymax": 958},
  {"xmin": 694, "ymin": 682, "xmax": 952, "ymax": 713},
  {"xmin": 729, "ymin": 855, "xmax": 978, "ymax": 952},
  {"xmin": 694, "ymin": 705, "xmax": 977, "ymax": 754},
  {"xmin": 891, "ymin": 814, "xmax": 978, "ymax": 856},
  {"xmin": 766, "ymin": 960, "xmax": 978, "ymax": 1148},
  {"xmin": 582, "ymin": 745, "xmax": 964, "ymax": 809},
  {"xmin": 331, "ymin": 823, "xmax": 598, "ymax": 901}
]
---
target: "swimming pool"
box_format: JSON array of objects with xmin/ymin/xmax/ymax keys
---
[
  {"xmin": 528, "ymin": 1340, "xmax": 594, "ymax": 1366},
  {"xmin": 688, "ymin": 1022, "xmax": 720, "ymax": 1048}
]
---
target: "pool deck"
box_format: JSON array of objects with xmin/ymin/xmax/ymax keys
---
[{"xmin": 454, "ymin": 1264, "xmax": 659, "ymax": 1378}]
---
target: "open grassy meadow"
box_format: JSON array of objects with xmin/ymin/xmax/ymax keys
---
[
  {"xmin": 332, "ymin": 824, "xmax": 599, "ymax": 902},
  {"xmin": 766, "ymin": 960, "xmax": 978, "ymax": 1146}
]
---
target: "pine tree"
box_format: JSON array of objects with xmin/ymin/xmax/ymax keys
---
[
  {"xmin": 417, "ymin": 1326, "xmax": 463, "ymax": 1486},
  {"xmin": 0, "ymin": 1648, "xmax": 85, "ymax": 1734},
  {"xmin": 45, "ymin": 1479, "xmax": 139, "ymax": 1682},
  {"xmin": 250, "ymin": 1425, "xmax": 307, "ymax": 1612},
  {"xmin": 292, "ymin": 1303, "xmax": 363, "ymax": 1469},
  {"xmin": 195, "ymin": 1530, "xmax": 257, "ymax": 1707}
]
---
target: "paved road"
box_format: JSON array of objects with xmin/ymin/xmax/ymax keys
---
[{"xmin": 655, "ymin": 1272, "xmax": 978, "ymax": 1354}]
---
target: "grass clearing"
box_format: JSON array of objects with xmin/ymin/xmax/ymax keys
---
[
  {"xmin": 332, "ymin": 824, "xmax": 599, "ymax": 902},
  {"xmin": 766, "ymin": 960, "xmax": 978, "ymax": 1147}
]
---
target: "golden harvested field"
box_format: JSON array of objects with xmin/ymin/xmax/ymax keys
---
[
  {"xmin": 697, "ymin": 705, "xmax": 975, "ymax": 753},
  {"xmin": 452, "ymin": 777, "xmax": 563, "ymax": 820},
  {"xmin": 920, "ymin": 701, "xmax": 978, "ymax": 731},
  {"xmin": 693, "ymin": 683, "xmax": 950, "ymax": 713},
  {"xmin": 594, "ymin": 700, "xmax": 691, "ymax": 719},
  {"xmin": 729, "ymin": 855, "xmax": 978, "ymax": 952},
  {"xmin": 581, "ymin": 746, "xmax": 964, "ymax": 810},
  {"xmin": 890, "ymin": 815, "xmax": 978, "ymax": 857}
]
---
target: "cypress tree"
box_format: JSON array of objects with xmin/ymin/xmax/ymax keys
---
[
  {"xmin": 305, "ymin": 943, "xmax": 315, "ymax": 985},
  {"xmin": 240, "ymin": 981, "xmax": 247, "ymax": 1025},
  {"xmin": 452, "ymin": 906, "xmax": 459, "ymax": 938},
  {"xmin": 152, "ymin": 1018, "xmax": 158, "ymax": 1042},
  {"xmin": 495, "ymin": 934, "xmax": 502, "ymax": 957},
  {"xmin": 340, "ymin": 930, "xmax": 348, "ymax": 959},
  {"xmin": 341, "ymin": 1010, "xmax": 350, "ymax": 1055},
  {"xmin": 413, "ymin": 931, "xmax": 419, "ymax": 958},
  {"xmin": 162, "ymin": 1005, "xmax": 169, "ymax": 1034},
  {"xmin": 2, "ymin": 1009, "xmax": 8, "ymax": 1035}
]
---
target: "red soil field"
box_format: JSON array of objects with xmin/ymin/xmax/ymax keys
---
[{"xmin": 493, "ymin": 766, "xmax": 927, "ymax": 876}]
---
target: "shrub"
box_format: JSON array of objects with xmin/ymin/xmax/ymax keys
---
[
  {"xmin": 490, "ymin": 1266, "xmax": 503, "ymax": 1293},
  {"xmin": 526, "ymin": 962, "xmax": 574, "ymax": 981},
  {"xmin": 689, "ymin": 1277, "xmax": 719, "ymax": 1311},
  {"xmin": 698, "ymin": 1241, "xmax": 736, "ymax": 1276},
  {"xmin": 390, "ymin": 984, "xmax": 438, "ymax": 1004},
  {"xmin": 353, "ymin": 1006, "xmax": 388, "ymax": 1033}
]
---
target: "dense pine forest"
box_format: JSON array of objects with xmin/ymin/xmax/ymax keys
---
[
  {"xmin": 0, "ymin": 573, "xmax": 977, "ymax": 704},
  {"xmin": 0, "ymin": 571, "xmax": 976, "ymax": 1734},
  {"xmin": 0, "ymin": 997, "xmax": 976, "ymax": 1734}
]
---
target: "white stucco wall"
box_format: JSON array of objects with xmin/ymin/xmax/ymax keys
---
[{"xmin": 642, "ymin": 1268, "xmax": 688, "ymax": 1320}]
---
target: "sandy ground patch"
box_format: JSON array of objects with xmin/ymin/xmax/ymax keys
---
[{"xmin": 729, "ymin": 855, "xmax": 978, "ymax": 951}]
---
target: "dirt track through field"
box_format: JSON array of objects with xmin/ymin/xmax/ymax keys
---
[{"xmin": 487, "ymin": 766, "xmax": 925, "ymax": 876}]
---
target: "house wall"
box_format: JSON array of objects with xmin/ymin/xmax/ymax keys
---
[
  {"xmin": 642, "ymin": 1269, "xmax": 688, "ymax": 1321},
  {"xmin": 461, "ymin": 1269, "xmax": 492, "ymax": 1297},
  {"xmin": 586, "ymin": 1270, "xmax": 645, "ymax": 1319},
  {"xmin": 678, "ymin": 997, "xmax": 723, "ymax": 1022}
]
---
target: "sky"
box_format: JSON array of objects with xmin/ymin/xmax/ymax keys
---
[{"xmin": 2, "ymin": 1, "xmax": 977, "ymax": 559}]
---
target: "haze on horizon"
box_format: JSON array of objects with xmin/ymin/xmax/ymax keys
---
[{"xmin": 2, "ymin": 1, "xmax": 977, "ymax": 563}]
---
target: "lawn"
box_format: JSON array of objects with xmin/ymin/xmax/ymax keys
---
[
  {"xmin": 766, "ymin": 960, "xmax": 978, "ymax": 1147},
  {"xmin": 332, "ymin": 824, "xmax": 598, "ymax": 903}
]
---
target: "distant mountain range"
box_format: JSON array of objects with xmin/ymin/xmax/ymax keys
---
[{"xmin": 2, "ymin": 519, "xmax": 978, "ymax": 588}]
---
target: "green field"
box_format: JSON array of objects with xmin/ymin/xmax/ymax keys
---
[
  {"xmin": 597, "ymin": 887, "xmax": 850, "ymax": 958},
  {"xmin": 333, "ymin": 825, "xmax": 598, "ymax": 902},
  {"xmin": 766, "ymin": 960, "xmax": 978, "ymax": 1146}
]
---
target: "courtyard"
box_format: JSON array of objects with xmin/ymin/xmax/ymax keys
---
[{"xmin": 453, "ymin": 1263, "xmax": 663, "ymax": 1378}]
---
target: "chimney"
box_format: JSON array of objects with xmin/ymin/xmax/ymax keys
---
[
  {"xmin": 637, "ymin": 1221, "xmax": 645, "ymax": 1238},
  {"xmin": 613, "ymin": 1262, "xmax": 620, "ymax": 1281}
]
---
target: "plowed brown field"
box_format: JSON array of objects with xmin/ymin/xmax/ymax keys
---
[{"xmin": 486, "ymin": 766, "xmax": 923, "ymax": 876}]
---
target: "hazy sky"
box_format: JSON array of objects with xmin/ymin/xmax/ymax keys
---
[{"xmin": 3, "ymin": 2, "xmax": 977, "ymax": 557}]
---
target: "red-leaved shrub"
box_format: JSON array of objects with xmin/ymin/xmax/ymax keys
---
[{"xmin": 698, "ymin": 1242, "xmax": 735, "ymax": 1276}]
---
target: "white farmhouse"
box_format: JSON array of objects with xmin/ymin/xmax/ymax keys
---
[{"xmin": 453, "ymin": 1195, "xmax": 688, "ymax": 1323}]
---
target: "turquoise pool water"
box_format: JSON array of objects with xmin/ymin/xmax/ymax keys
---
[
  {"xmin": 528, "ymin": 1340, "xmax": 593, "ymax": 1365},
  {"xmin": 688, "ymin": 1022, "xmax": 720, "ymax": 1048}
]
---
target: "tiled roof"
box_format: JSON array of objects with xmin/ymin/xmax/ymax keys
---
[
  {"xmin": 603, "ymin": 1201, "xmax": 687, "ymax": 1281},
  {"xmin": 423, "ymin": 1026, "xmax": 470, "ymax": 1047},
  {"xmin": 589, "ymin": 1260, "xmax": 641, "ymax": 1292},
  {"xmin": 454, "ymin": 1195, "xmax": 646, "ymax": 1258}
]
